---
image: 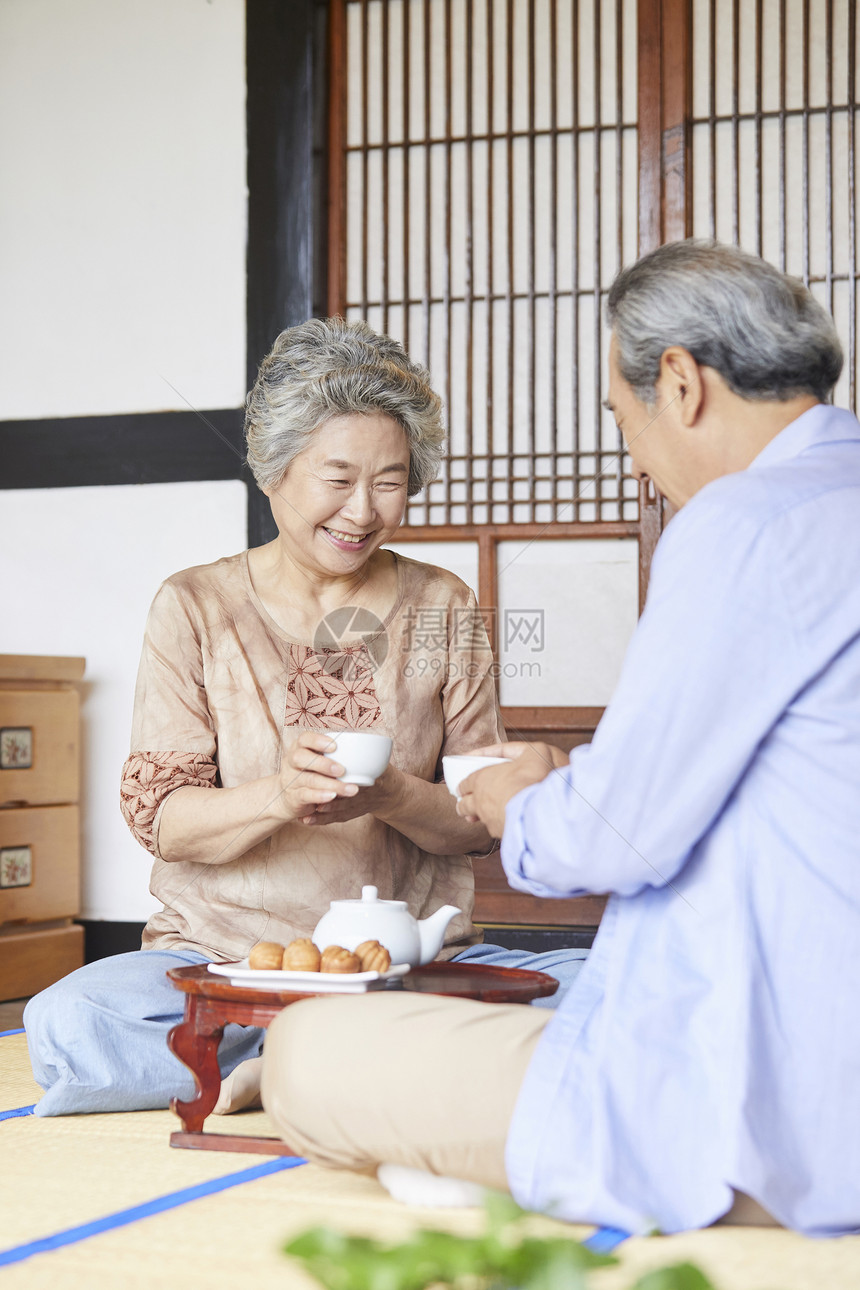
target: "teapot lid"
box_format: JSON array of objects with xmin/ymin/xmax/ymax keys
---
[{"xmin": 330, "ymin": 884, "xmax": 407, "ymax": 910}]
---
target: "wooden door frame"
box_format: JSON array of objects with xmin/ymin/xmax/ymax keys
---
[
  {"xmin": 636, "ymin": 0, "xmax": 692, "ymax": 540},
  {"xmin": 638, "ymin": 0, "xmax": 693, "ymax": 253}
]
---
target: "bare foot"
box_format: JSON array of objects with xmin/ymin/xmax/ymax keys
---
[{"xmin": 212, "ymin": 1056, "xmax": 264, "ymax": 1115}]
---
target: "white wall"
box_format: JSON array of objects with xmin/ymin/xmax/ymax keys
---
[
  {"xmin": 0, "ymin": 0, "xmax": 247, "ymax": 418},
  {"xmin": 1, "ymin": 482, "xmax": 248, "ymax": 921},
  {"xmin": 0, "ymin": 0, "xmax": 249, "ymax": 921}
]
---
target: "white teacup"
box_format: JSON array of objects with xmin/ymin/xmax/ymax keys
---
[
  {"xmin": 442, "ymin": 753, "xmax": 509, "ymax": 799},
  {"xmin": 325, "ymin": 731, "xmax": 393, "ymax": 786}
]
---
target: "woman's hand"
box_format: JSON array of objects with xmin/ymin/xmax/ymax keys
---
[
  {"xmin": 297, "ymin": 761, "xmax": 405, "ymax": 826},
  {"xmin": 455, "ymin": 741, "xmax": 568, "ymax": 837},
  {"xmin": 279, "ymin": 731, "xmax": 360, "ymax": 824},
  {"xmin": 298, "ymin": 756, "xmax": 492, "ymax": 857},
  {"xmin": 158, "ymin": 730, "xmax": 360, "ymax": 866}
]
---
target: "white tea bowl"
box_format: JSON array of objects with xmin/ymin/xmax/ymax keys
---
[
  {"xmin": 325, "ymin": 730, "xmax": 393, "ymax": 786},
  {"xmin": 442, "ymin": 753, "xmax": 510, "ymax": 799}
]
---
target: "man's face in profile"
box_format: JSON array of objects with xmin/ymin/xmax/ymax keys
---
[{"xmin": 606, "ymin": 334, "xmax": 661, "ymax": 495}]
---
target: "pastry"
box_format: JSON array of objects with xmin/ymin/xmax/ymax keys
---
[
  {"xmin": 319, "ymin": 945, "xmax": 362, "ymax": 973},
  {"xmin": 248, "ymin": 941, "xmax": 286, "ymax": 970},
  {"xmin": 282, "ymin": 938, "xmax": 322, "ymax": 972},
  {"xmin": 355, "ymin": 939, "xmax": 391, "ymax": 972}
]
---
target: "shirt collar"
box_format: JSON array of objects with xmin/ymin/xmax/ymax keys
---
[{"xmin": 748, "ymin": 403, "xmax": 860, "ymax": 472}]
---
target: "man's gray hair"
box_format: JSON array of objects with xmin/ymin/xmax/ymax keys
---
[
  {"xmin": 607, "ymin": 239, "xmax": 843, "ymax": 405},
  {"xmin": 245, "ymin": 317, "xmax": 445, "ymax": 495}
]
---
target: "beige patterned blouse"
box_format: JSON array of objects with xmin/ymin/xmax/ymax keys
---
[{"xmin": 121, "ymin": 550, "xmax": 504, "ymax": 962}]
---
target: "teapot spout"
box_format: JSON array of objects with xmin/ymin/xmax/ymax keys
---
[{"xmin": 417, "ymin": 905, "xmax": 461, "ymax": 965}]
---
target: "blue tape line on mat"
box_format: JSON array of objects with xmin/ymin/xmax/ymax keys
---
[
  {"xmin": 0, "ymin": 1027, "xmax": 25, "ymax": 1038},
  {"xmin": 583, "ymin": 1226, "xmax": 630, "ymax": 1253},
  {"xmin": 0, "ymin": 1154, "xmax": 307, "ymax": 1267},
  {"xmin": 0, "ymin": 1105, "xmax": 35, "ymax": 1121}
]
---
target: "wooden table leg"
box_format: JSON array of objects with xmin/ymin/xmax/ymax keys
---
[
  {"xmin": 166, "ymin": 998, "xmax": 302, "ymax": 1155},
  {"xmin": 168, "ymin": 1012, "xmax": 223, "ymax": 1132}
]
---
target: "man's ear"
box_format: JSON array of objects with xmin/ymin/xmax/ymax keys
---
[{"xmin": 659, "ymin": 347, "xmax": 703, "ymax": 426}]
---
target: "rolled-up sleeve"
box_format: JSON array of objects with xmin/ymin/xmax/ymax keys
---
[{"xmin": 121, "ymin": 580, "xmax": 220, "ymax": 858}]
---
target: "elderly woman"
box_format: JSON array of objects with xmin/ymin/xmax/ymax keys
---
[{"xmin": 24, "ymin": 318, "xmax": 587, "ymax": 1116}]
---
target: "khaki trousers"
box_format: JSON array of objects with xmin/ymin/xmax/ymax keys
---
[
  {"xmin": 260, "ymin": 990, "xmax": 779, "ymax": 1228},
  {"xmin": 260, "ymin": 991, "xmax": 550, "ymax": 1190}
]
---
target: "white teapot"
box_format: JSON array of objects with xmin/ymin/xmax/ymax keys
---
[{"xmin": 311, "ymin": 885, "xmax": 460, "ymax": 968}]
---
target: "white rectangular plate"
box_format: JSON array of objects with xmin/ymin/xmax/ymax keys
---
[{"xmin": 207, "ymin": 959, "xmax": 411, "ymax": 992}]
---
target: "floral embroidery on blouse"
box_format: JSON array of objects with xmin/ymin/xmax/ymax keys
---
[
  {"xmin": 284, "ymin": 643, "xmax": 383, "ymax": 730},
  {"xmin": 120, "ymin": 751, "xmax": 218, "ymax": 855}
]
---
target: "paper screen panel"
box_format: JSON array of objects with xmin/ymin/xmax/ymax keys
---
[{"xmin": 341, "ymin": 0, "xmax": 640, "ymax": 525}]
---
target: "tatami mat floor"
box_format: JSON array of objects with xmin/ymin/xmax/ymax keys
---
[{"xmin": 2, "ymin": 1030, "xmax": 859, "ymax": 1289}]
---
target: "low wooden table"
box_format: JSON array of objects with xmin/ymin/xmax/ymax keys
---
[{"xmin": 166, "ymin": 960, "xmax": 558, "ymax": 1155}]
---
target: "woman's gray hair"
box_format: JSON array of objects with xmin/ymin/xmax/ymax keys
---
[
  {"xmin": 607, "ymin": 239, "xmax": 843, "ymax": 405},
  {"xmin": 245, "ymin": 317, "xmax": 445, "ymax": 495}
]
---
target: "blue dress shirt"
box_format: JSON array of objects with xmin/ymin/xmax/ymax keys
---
[{"xmin": 502, "ymin": 404, "xmax": 860, "ymax": 1236}]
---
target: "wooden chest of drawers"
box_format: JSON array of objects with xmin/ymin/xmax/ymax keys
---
[{"xmin": 0, "ymin": 655, "xmax": 86, "ymax": 1002}]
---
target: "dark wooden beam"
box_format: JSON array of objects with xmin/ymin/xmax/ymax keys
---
[
  {"xmin": 245, "ymin": 0, "xmax": 325, "ymax": 546},
  {"xmin": 246, "ymin": 0, "xmax": 318, "ymax": 386},
  {"xmin": 0, "ymin": 409, "xmax": 245, "ymax": 489}
]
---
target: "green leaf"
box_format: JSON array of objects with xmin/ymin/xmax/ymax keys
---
[
  {"xmin": 630, "ymin": 1262, "xmax": 720, "ymax": 1290},
  {"xmin": 510, "ymin": 1241, "xmax": 589, "ymax": 1290},
  {"xmin": 285, "ymin": 1200, "xmax": 672, "ymax": 1290},
  {"xmin": 389, "ymin": 1228, "xmax": 491, "ymax": 1285},
  {"xmin": 502, "ymin": 1235, "xmax": 616, "ymax": 1287},
  {"xmin": 283, "ymin": 1230, "xmax": 396, "ymax": 1290},
  {"xmin": 285, "ymin": 1228, "xmax": 355, "ymax": 1258},
  {"xmin": 482, "ymin": 1189, "xmax": 529, "ymax": 1238}
]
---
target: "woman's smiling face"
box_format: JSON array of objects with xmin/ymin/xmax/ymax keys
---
[{"xmin": 264, "ymin": 412, "xmax": 411, "ymax": 577}]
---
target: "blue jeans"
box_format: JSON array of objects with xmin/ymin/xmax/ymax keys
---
[
  {"xmin": 24, "ymin": 950, "xmax": 266, "ymax": 1117},
  {"xmin": 452, "ymin": 942, "xmax": 588, "ymax": 1009}
]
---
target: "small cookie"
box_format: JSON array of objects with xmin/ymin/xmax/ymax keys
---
[
  {"xmin": 355, "ymin": 939, "xmax": 391, "ymax": 973},
  {"xmin": 320, "ymin": 945, "xmax": 362, "ymax": 974},
  {"xmin": 248, "ymin": 941, "xmax": 285, "ymax": 970},
  {"xmin": 282, "ymin": 938, "xmax": 322, "ymax": 972}
]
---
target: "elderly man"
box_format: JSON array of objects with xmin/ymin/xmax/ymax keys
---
[{"xmin": 259, "ymin": 241, "xmax": 860, "ymax": 1237}]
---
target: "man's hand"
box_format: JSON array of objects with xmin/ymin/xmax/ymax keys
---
[{"xmin": 455, "ymin": 741, "xmax": 569, "ymax": 837}]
